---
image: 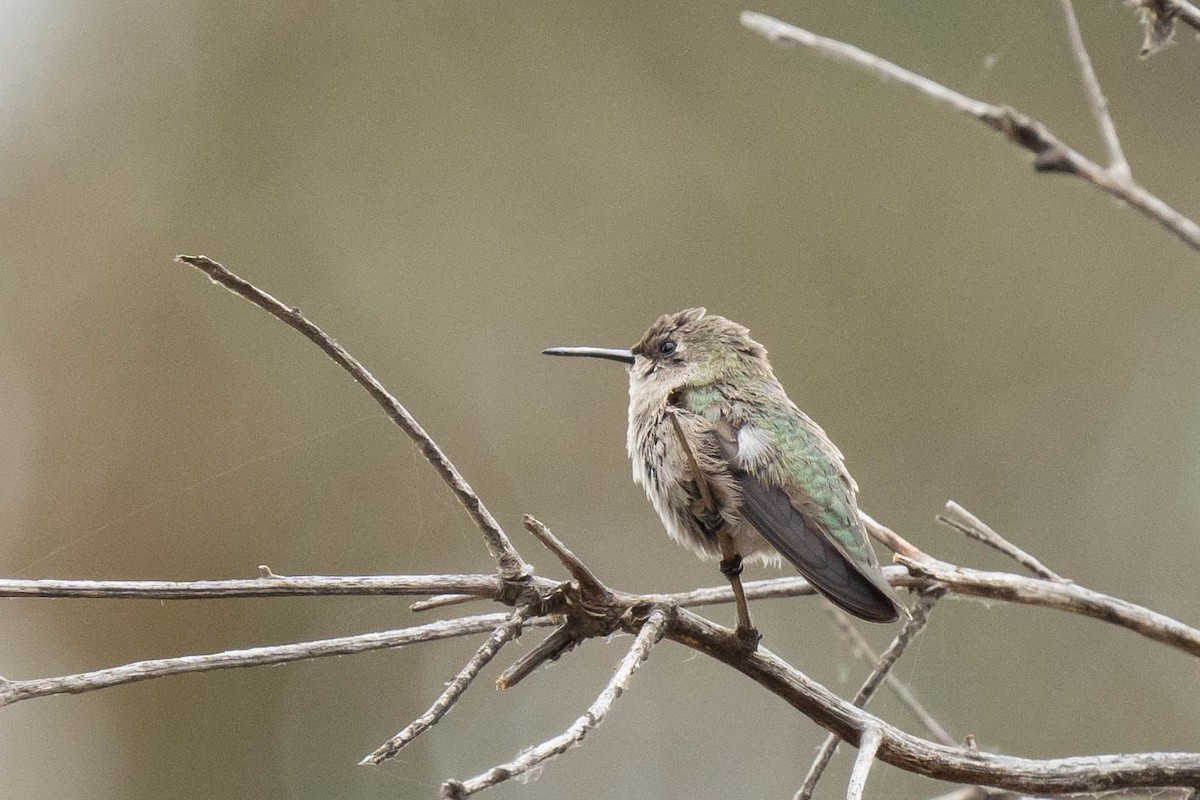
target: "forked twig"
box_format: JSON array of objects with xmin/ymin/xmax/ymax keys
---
[
  {"xmin": 738, "ymin": 13, "xmax": 1200, "ymax": 253},
  {"xmin": 796, "ymin": 589, "xmax": 944, "ymax": 800},
  {"xmin": 175, "ymin": 255, "xmax": 530, "ymax": 580},
  {"xmin": 937, "ymin": 502, "xmax": 1065, "ymax": 582},
  {"xmin": 362, "ymin": 607, "xmax": 532, "ymax": 765},
  {"xmin": 1058, "ymin": 0, "xmax": 1129, "ymax": 177},
  {"xmin": 442, "ymin": 608, "xmax": 671, "ymax": 798}
]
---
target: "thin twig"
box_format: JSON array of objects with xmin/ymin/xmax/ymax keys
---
[
  {"xmin": 796, "ymin": 589, "xmax": 944, "ymax": 800},
  {"xmin": 442, "ymin": 608, "xmax": 671, "ymax": 798},
  {"xmin": 846, "ymin": 724, "xmax": 884, "ymax": 800},
  {"xmin": 861, "ymin": 510, "xmax": 930, "ymax": 562},
  {"xmin": 825, "ymin": 605, "xmax": 956, "ymax": 746},
  {"xmin": 936, "ymin": 502, "xmax": 1066, "ymax": 582},
  {"xmin": 669, "ymin": 608, "xmax": 1200, "ymax": 794},
  {"xmin": 411, "ymin": 594, "xmax": 482, "ymax": 612},
  {"xmin": 0, "ymin": 613, "xmax": 554, "ymax": 708},
  {"xmin": 361, "ymin": 607, "xmax": 531, "ymax": 765},
  {"xmin": 174, "ymin": 255, "xmax": 530, "ymax": 580},
  {"xmin": 522, "ymin": 515, "xmax": 611, "ymax": 600},
  {"xmin": 1058, "ymin": 0, "xmax": 1130, "ymax": 177},
  {"xmin": 738, "ymin": 13, "xmax": 1200, "ymax": 254},
  {"xmin": 495, "ymin": 624, "xmax": 576, "ymax": 691}
]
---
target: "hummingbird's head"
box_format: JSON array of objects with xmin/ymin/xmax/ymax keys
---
[{"xmin": 543, "ymin": 308, "xmax": 768, "ymax": 396}]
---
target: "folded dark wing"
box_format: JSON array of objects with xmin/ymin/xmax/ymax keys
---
[{"xmin": 713, "ymin": 422, "xmax": 900, "ymax": 623}]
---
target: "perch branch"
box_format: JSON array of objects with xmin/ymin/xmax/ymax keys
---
[
  {"xmin": 738, "ymin": 12, "xmax": 1200, "ymax": 254},
  {"xmin": 174, "ymin": 255, "xmax": 530, "ymax": 580},
  {"xmin": 796, "ymin": 589, "xmax": 945, "ymax": 800},
  {"xmin": 1058, "ymin": 0, "xmax": 1129, "ymax": 177},
  {"xmin": 0, "ymin": 613, "xmax": 554, "ymax": 708},
  {"xmin": 937, "ymin": 502, "xmax": 1066, "ymax": 582},
  {"xmin": 362, "ymin": 607, "xmax": 532, "ymax": 765},
  {"xmin": 442, "ymin": 607, "xmax": 671, "ymax": 798}
]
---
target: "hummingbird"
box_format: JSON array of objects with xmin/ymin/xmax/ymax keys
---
[{"xmin": 544, "ymin": 308, "xmax": 903, "ymax": 639}]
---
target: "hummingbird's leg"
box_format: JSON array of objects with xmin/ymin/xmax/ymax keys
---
[
  {"xmin": 717, "ymin": 532, "xmax": 760, "ymax": 648},
  {"xmin": 665, "ymin": 409, "xmax": 761, "ymax": 647}
]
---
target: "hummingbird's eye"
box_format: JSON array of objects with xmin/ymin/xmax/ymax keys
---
[{"xmin": 659, "ymin": 339, "xmax": 677, "ymax": 356}]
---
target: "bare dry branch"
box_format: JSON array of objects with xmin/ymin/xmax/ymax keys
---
[
  {"xmin": 936, "ymin": 502, "xmax": 1066, "ymax": 582},
  {"xmin": 5, "ymin": 556, "xmax": 1195, "ymax": 656},
  {"xmin": 174, "ymin": 255, "xmax": 531, "ymax": 580},
  {"xmin": 362, "ymin": 608, "xmax": 532, "ymax": 765},
  {"xmin": 846, "ymin": 724, "xmax": 884, "ymax": 800},
  {"xmin": 738, "ymin": 12, "xmax": 1200, "ymax": 254},
  {"xmin": 442, "ymin": 608, "xmax": 671, "ymax": 798},
  {"xmin": 495, "ymin": 624, "xmax": 576, "ymax": 691},
  {"xmin": 796, "ymin": 589, "xmax": 944, "ymax": 800},
  {"xmin": 411, "ymin": 594, "xmax": 482, "ymax": 612},
  {"xmin": 861, "ymin": 510, "xmax": 931, "ymax": 562},
  {"xmin": 669, "ymin": 609, "xmax": 1200, "ymax": 794},
  {"xmin": 1058, "ymin": 0, "xmax": 1130, "ymax": 177},
  {"xmin": 0, "ymin": 573, "xmax": 549, "ymax": 600},
  {"xmin": 0, "ymin": 613, "xmax": 554, "ymax": 708},
  {"xmin": 896, "ymin": 555, "xmax": 1200, "ymax": 656},
  {"xmin": 522, "ymin": 515, "xmax": 611, "ymax": 600}
]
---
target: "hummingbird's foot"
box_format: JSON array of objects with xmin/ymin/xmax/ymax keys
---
[
  {"xmin": 719, "ymin": 554, "xmax": 744, "ymax": 579},
  {"xmin": 733, "ymin": 624, "xmax": 762, "ymax": 651}
]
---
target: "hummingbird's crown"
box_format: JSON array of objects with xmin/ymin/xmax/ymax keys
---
[{"xmin": 632, "ymin": 307, "xmax": 767, "ymax": 363}]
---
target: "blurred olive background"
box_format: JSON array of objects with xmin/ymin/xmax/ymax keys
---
[{"xmin": 2, "ymin": 1, "xmax": 1198, "ymax": 798}]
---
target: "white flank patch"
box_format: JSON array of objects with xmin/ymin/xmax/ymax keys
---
[{"xmin": 736, "ymin": 425, "xmax": 771, "ymax": 467}]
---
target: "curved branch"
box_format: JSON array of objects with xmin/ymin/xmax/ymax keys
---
[
  {"xmin": 738, "ymin": 12, "xmax": 1200, "ymax": 254},
  {"xmin": 669, "ymin": 609, "xmax": 1200, "ymax": 794},
  {"xmin": 174, "ymin": 255, "xmax": 531, "ymax": 580}
]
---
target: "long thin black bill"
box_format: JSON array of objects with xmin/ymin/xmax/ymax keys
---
[{"xmin": 542, "ymin": 346, "xmax": 635, "ymax": 364}]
